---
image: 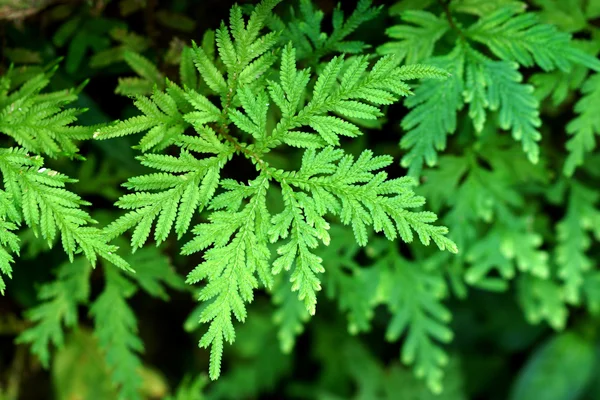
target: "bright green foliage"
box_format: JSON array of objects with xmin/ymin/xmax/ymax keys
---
[
  {"xmin": 0, "ymin": 69, "xmax": 90, "ymax": 158},
  {"xmin": 381, "ymin": 2, "xmax": 600, "ymax": 176},
  {"xmin": 0, "ymin": 148, "xmax": 129, "ymax": 269},
  {"xmin": 94, "ymin": 0, "xmax": 456, "ymax": 382},
  {"xmin": 0, "ymin": 190, "xmax": 19, "ymax": 294},
  {"xmin": 6, "ymin": 0, "xmax": 600, "ymax": 398},
  {"xmin": 0, "ymin": 69, "xmax": 130, "ymax": 292}
]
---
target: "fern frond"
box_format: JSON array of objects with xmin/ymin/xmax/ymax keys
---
[
  {"xmin": 260, "ymin": 45, "xmax": 446, "ymax": 152},
  {"xmin": 17, "ymin": 258, "xmax": 91, "ymax": 367},
  {"xmin": 378, "ymin": 10, "xmax": 449, "ymax": 64},
  {"xmin": 565, "ymin": 72, "xmax": 600, "ymax": 175},
  {"xmin": 0, "ymin": 71, "xmax": 91, "ymax": 158},
  {"xmin": 182, "ymin": 175, "xmax": 272, "ymax": 380},
  {"xmin": 90, "ymin": 265, "xmax": 143, "ymax": 400},
  {"xmin": 380, "ymin": 250, "xmax": 452, "ymax": 395},
  {"xmin": 517, "ymin": 275, "xmax": 568, "ymax": 330},
  {"xmin": 400, "ymin": 46, "xmax": 465, "ymax": 176},
  {"xmin": 555, "ymin": 182, "xmax": 600, "ymax": 304},
  {"xmin": 105, "ymin": 150, "xmax": 230, "ymax": 248},
  {"xmin": 96, "ymin": 87, "xmax": 189, "ymax": 151},
  {"xmin": 0, "ymin": 148, "xmax": 130, "ymax": 270},
  {"xmin": 96, "ymin": 0, "xmax": 457, "ymax": 383},
  {"xmin": 0, "ymin": 190, "xmax": 19, "ymax": 294},
  {"xmin": 467, "ymin": 5, "xmax": 600, "ymax": 72},
  {"xmin": 272, "ymin": 0, "xmax": 381, "ymax": 63},
  {"xmin": 272, "ymin": 274, "xmax": 310, "ymax": 353},
  {"xmin": 465, "ymin": 50, "xmax": 542, "ymax": 163},
  {"xmin": 267, "ymin": 147, "xmax": 456, "ymax": 315}
]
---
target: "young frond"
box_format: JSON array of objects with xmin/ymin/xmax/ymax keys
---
[
  {"xmin": 182, "ymin": 175, "xmax": 272, "ymax": 380},
  {"xmin": 267, "ymin": 147, "xmax": 457, "ymax": 316},
  {"xmin": 96, "ymin": 0, "xmax": 457, "ymax": 384},
  {"xmin": 105, "ymin": 150, "xmax": 231, "ymax": 248},
  {"xmin": 260, "ymin": 45, "xmax": 446, "ymax": 152},
  {"xmin": 281, "ymin": 147, "xmax": 458, "ymax": 253}
]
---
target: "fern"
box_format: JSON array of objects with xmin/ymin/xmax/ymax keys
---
[
  {"xmin": 0, "ymin": 190, "xmax": 19, "ymax": 294},
  {"xmin": 91, "ymin": 243, "xmax": 183, "ymax": 398},
  {"xmin": 381, "ymin": 3, "xmax": 600, "ymax": 176},
  {"xmin": 19, "ymin": 241, "xmax": 183, "ymax": 399},
  {"xmin": 0, "ymin": 69, "xmax": 130, "ymax": 293},
  {"xmin": 555, "ymin": 181, "xmax": 600, "ymax": 304},
  {"xmin": 270, "ymin": 0, "xmax": 382, "ymax": 64},
  {"xmin": 0, "ymin": 69, "xmax": 90, "ymax": 158},
  {"xmin": 565, "ymin": 72, "xmax": 600, "ymax": 175},
  {"xmin": 95, "ymin": 0, "xmax": 456, "ymax": 381},
  {"xmin": 17, "ymin": 258, "xmax": 91, "ymax": 367},
  {"xmin": 5, "ymin": 0, "xmax": 600, "ymax": 398},
  {"xmin": 90, "ymin": 265, "xmax": 143, "ymax": 400},
  {"xmin": 311, "ymin": 234, "xmax": 454, "ymax": 393}
]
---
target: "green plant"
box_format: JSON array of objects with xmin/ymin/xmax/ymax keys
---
[{"xmin": 2, "ymin": 0, "xmax": 600, "ymax": 399}]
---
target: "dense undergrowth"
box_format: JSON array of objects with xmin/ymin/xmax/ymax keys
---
[{"xmin": 1, "ymin": 0, "xmax": 600, "ymax": 399}]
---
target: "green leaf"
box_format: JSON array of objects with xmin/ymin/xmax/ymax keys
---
[{"xmin": 510, "ymin": 332, "xmax": 595, "ymax": 400}]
